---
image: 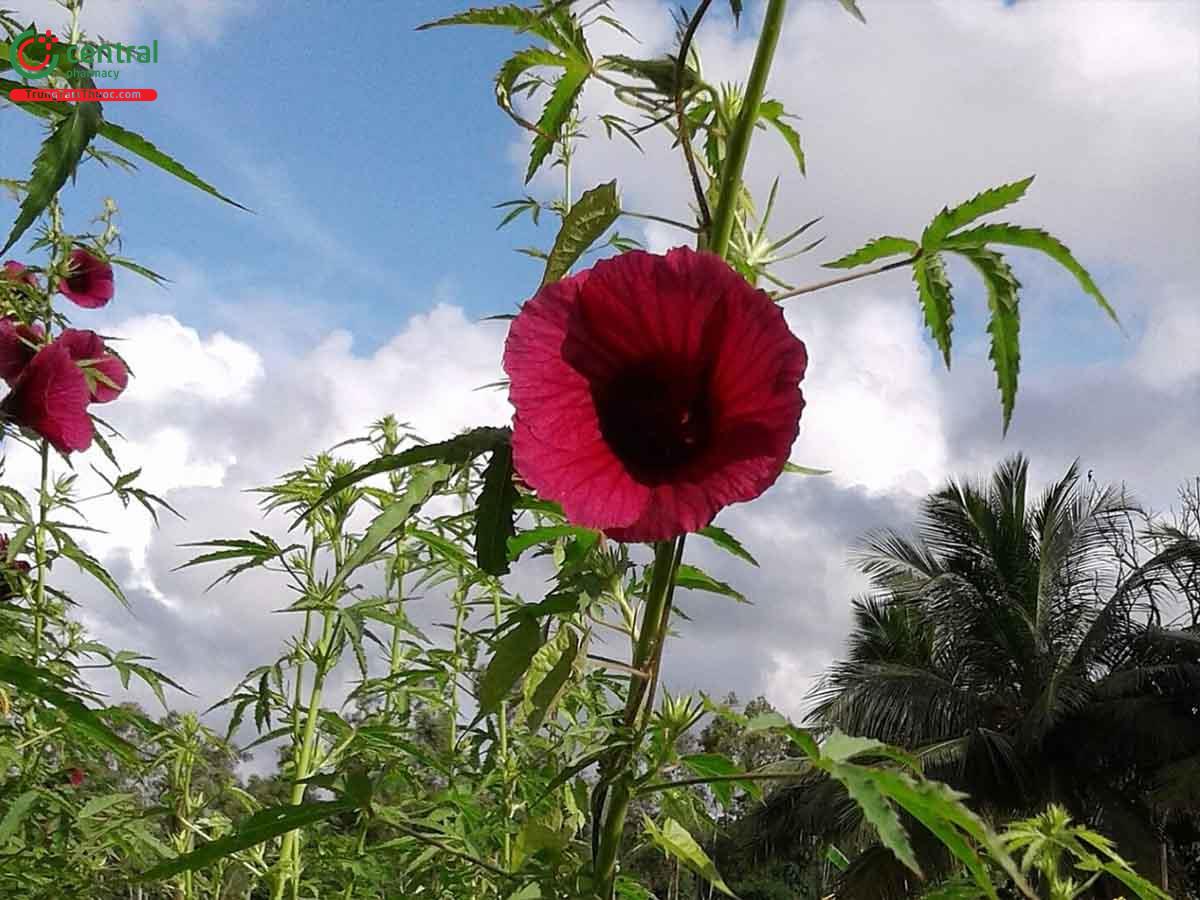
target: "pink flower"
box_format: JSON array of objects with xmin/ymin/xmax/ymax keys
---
[
  {"xmin": 57, "ymin": 329, "xmax": 128, "ymax": 403},
  {"xmin": 503, "ymin": 247, "xmax": 807, "ymax": 543},
  {"xmin": 1, "ymin": 341, "xmax": 93, "ymax": 454},
  {"xmin": 0, "ymin": 319, "xmax": 45, "ymax": 385},
  {"xmin": 68, "ymin": 768, "xmax": 85, "ymax": 787},
  {"xmin": 58, "ymin": 248, "xmax": 114, "ymax": 309},
  {"xmin": 1, "ymin": 261, "xmax": 38, "ymax": 288}
]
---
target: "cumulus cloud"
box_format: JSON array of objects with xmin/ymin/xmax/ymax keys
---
[{"xmin": 6, "ymin": 0, "xmax": 252, "ymax": 44}]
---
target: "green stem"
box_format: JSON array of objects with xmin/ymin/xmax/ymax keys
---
[
  {"xmin": 30, "ymin": 441, "xmax": 51, "ymax": 665},
  {"xmin": 708, "ymin": 0, "xmax": 789, "ymax": 259},
  {"xmin": 385, "ymin": 553, "xmax": 407, "ymax": 718},
  {"xmin": 493, "ymin": 583, "xmax": 513, "ymax": 870},
  {"xmin": 593, "ymin": 538, "xmax": 683, "ymax": 897},
  {"xmin": 273, "ymin": 609, "xmax": 336, "ymax": 900}
]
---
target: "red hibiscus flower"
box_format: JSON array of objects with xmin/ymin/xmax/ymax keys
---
[
  {"xmin": 503, "ymin": 247, "xmax": 807, "ymax": 542},
  {"xmin": 58, "ymin": 248, "xmax": 114, "ymax": 309},
  {"xmin": 68, "ymin": 768, "xmax": 85, "ymax": 787},
  {"xmin": 57, "ymin": 329, "xmax": 129, "ymax": 403},
  {"xmin": 0, "ymin": 318, "xmax": 45, "ymax": 385},
  {"xmin": 1, "ymin": 341, "xmax": 93, "ymax": 454},
  {"xmin": 1, "ymin": 261, "xmax": 39, "ymax": 288}
]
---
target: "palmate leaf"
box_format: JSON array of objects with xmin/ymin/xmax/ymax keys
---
[
  {"xmin": 139, "ymin": 799, "xmax": 358, "ymax": 881},
  {"xmin": 475, "ymin": 443, "xmax": 519, "ymax": 575},
  {"xmin": 526, "ymin": 61, "xmax": 589, "ymax": 183},
  {"xmin": 3, "ymin": 96, "xmax": 102, "ymax": 252},
  {"xmin": 823, "ymin": 235, "xmax": 918, "ymax": 270},
  {"xmin": 417, "ymin": 4, "xmax": 568, "ymax": 47},
  {"xmin": 0, "ymin": 654, "xmax": 136, "ymax": 762},
  {"xmin": 643, "ymin": 816, "xmax": 737, "ymax": 898},
  {"xmin": 913, "ymin": 251, "xmax": 954, "ymax": 367},
  {"xmin": 943, "ymin": 222, "xmax": 1117, "ymax": 324},
  {"xmin": 922, "ymin": 175, "xmax": 1034, "ymax": 248},
  {"xmin": 956, "ymin": 247, "xmax": 1021, "ymax": 431},
  {"xmin": 542, "ymin": 179, "xmax": 619, "ymax": 284},
  {"xmin": 496, "ymin": 46, "xmax": 570, "ymax": 113}
]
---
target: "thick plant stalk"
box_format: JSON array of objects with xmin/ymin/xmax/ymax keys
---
[
  {"xmin": 592, "ymin": 538, "xmax": 683, "ymax": 896},
  {"xmin": 709, "ymin": 0, "xmax": 790, "ymax": 260}
]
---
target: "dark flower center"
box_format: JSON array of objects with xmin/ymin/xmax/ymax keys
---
[{"xmin": 592, "ymin": 360, "xmax": 713, "ymax": 482}]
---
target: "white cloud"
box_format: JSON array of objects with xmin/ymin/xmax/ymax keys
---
[{"xmin": 7, "ymin": 0, "xmax": 252, "ymax": 44}]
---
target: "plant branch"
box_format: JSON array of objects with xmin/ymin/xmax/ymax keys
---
[
  {"xmin": 774, "ymin": 255, "xmax": 918, "ymax": 301},
  {"xmin": 674, "ymin": 0, "xmax": 714, "ymax": 238},
  {"xmin": 638, "ymin": 769, "xmax": 805, "ymax": 795}
]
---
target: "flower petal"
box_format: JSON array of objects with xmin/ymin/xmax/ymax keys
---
[{"xmin": 58, "ymin": 249, "xmax": 114, "ymax": 309}]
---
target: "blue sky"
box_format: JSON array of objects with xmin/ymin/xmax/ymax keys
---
[
  {"xmin": 6, "ymin": 3, "xmax": 559, "ymax": 344},
  {"xmin": 1, "ymin": 0, "xmax": 1196, "ymax": 723}
]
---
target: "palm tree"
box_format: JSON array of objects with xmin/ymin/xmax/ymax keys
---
[{"xmin": 754, "ymin": 456, "xmax": 1200, "ymax": 895}]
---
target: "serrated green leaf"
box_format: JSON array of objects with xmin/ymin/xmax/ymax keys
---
[
  {"xmin": 942, "ymin": 222, "xmax": 1116, "ymax": 324},
  {"xmin": 308, "ymin": 427, "xmax": 510, "ymax": 513},
  {"xmin": 826, "ymin": 762, "xmax": 920, "ymax": 875},
  {"xmin": 56, "ymin": 530, "xmax": 128, "ymax": 610},
  {"xmin": 922, "ymin": 176, "xmax": 1035, "ymax": 248},
  {"xmin": 0, "ymin": 790, "xmax": 40, "ymax": 845},
  {"xmin": 678, "ymin": 752, "xmax": 761, "ymax": 807},
  {"xmin": 821, "ymin": 730, "xmax": 888, "ymax": 763},
  {"xmin": 330, "ymin": 464, "xmax": 450, "ymax": 594},
  {"xmin": 875, "ymin": 769, "xmax": 1031, "ymax": 895},
  {"xmin": 496, "ymin": 46, "xmax": 569, "ymax": 111},
  {"xmin": 823, "ymin": 235, "xmax": 918, "ymax": 270},
  {"xmin": 0, "ymin": 654, "xmax": 136, "ymax": 761},
  {"xmin": 97, "ymin": 121, "xmax": 247, "ymax": 210},
  {"xmin": 508, "ymin": 524, "xmax": 597, "ymax": 561},
  {"xmin": 3, "ymin": 98, "xmax": 102, "ymax": 253},
  {"xmin": 643, "ymin": 816, "xmax": 737, "ymax": 897},
  {"xmin": 475, "ymin": 443, "xmax": 519, "ymax": 575},
  {"xmin": 835, "ymin": 0, "xmax": 868, "ymax": 23},
  {"xmin": 139, "ymin": 799, "xmax": 356, "ymax": 881},
  {"xmin": 957, "ymin": 247, "xmax": 1021, "ymax": 431},
  {"xmin": 696, "ymin": 525, "xmax": 758, "ymax": 567},
  {"xmin": 913, "ymin": 251, "xmax": 954, "ymax": 367},
  {"xmin": 526, "ymin": 63, "xmax": 589, "ymax": 183},
  {"xmin": 674, "ymin": 564, "xmax": 745, "ymax": 602},
  {"xmin": 523, "ymin": 628, "xmax": 579, "ymax": 732},
  {"xmin": 603, "ymin": 55, "xmax": 699, "ymax": 96},
  {"xmin": 542, "ymin": 179, "xmax": 619, "ymax": 284},
  {"xmin": 417, "ymin": 4, "xmax": 564, "ymax": 45},
  {"xmin": 78, "ymin": 793, "xmax": 135, "ymax": 819},
  {"xmin": 758, "ymin": 99, "xmax": 805, "ymax": 175},
  {"xmin": 478, "ymin": 617, "xmax": 543, "ymax": 718}
]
